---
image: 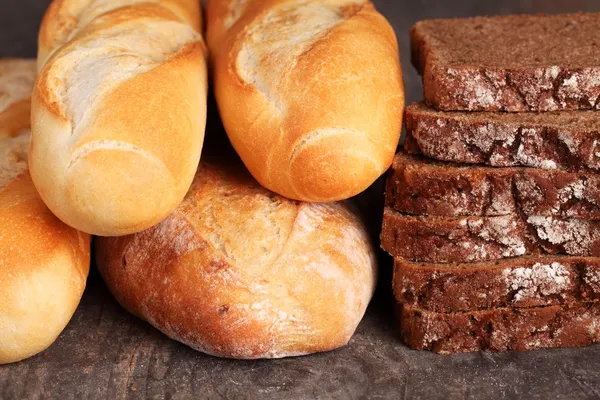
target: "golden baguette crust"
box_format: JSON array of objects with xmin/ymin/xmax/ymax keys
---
[
  {"xmin": 37, "ymin": 0, "xmax": 202, "ymax": 69},
  {"xmin": 0, "ymin": 59, "xmax": 90, "ymax": 365},
  {"xmin": 96, "ymin": 161, "xmax": 377, "ymax": 359},
  {"xmin": 206, "ymin": 0, "xmax": 405, "ymax": 202},
  {"xmin": 31, "ymin": 1, "xmax": 207, "ymax": 236}
]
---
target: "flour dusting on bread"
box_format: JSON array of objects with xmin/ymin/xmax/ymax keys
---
[
  {"xmin": 236, "ymin": 0, "xmax": 365, "ymax": 110},
  {"xmin": 47, "ymin": 17, "xmax": 198, "ymax": 135},
  {"xmin": 503, "ymin": 262, "xmax": 571, "ymax": 303},
  {"xmin": 0, "ymin": 61, "xmax": 36, "ymax": 115},
  {"xmin": 224, "ymin": 0, "xmax": 250, "ymax": 29},
  {"xmin": 39, "ymin": 0, "xmax": 201, "ymax": 68},
  {"xmin": 0, "ymin": 59, "xmax": 35, "ymax": 190},
  {"xmin": 97, "ymin": 162, "xmax": 377, "ymax": 359},
  {"xmin": 78, "ymin": 0, "xmax": 159, "ymax": 27},
  {"xmin": 0, "ymin": 133, "xmax": 30, "ymax": 190},
  {"xmin": 528, "ymin": 216, "xmax": 598, "ymax": 255}
]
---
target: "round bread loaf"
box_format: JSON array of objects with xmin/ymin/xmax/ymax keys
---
[
  {"xmin": 0, "ymin": 59, "xmax": 90, "ymax": 365},
  {"xmin": 96, "ymin": 161, "xmax": 377, "ymax": 359}
]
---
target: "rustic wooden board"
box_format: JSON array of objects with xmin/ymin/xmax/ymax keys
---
[{"xmin": 3, "ymin": 1, "xmax": 600, "ymax": 399}]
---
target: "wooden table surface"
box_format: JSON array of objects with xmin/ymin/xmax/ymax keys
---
[{"xmin": 3, "ymin": 1, "xmax": 600, "ymax": 399}]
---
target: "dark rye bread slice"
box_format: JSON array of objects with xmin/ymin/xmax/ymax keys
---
[
  {"xmin": 386, "ymin": 151, "xmax": 600, "ymax": 219},
  {"xmin": 394, "ymin": 256, "xmax": 600, "ymax": 313},
  {"xmin": 400, "ymin": 302, "xmax": 600, "ymax": 354},
  {"xmin": 381, "ymin": 208, "xmax": 600, "ymax": 263},
  {"xmin": 404, "ymin": 103, "xmax": 600, "ymax": 172},
  {"xmin": 411, "ymin": 13, "xmax": 600, "ymax": 112}
]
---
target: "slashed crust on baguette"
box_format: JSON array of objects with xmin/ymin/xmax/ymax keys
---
[
  {"xmin": 207, "ymin": 0, "xmax": 404, "ymax": 202},
  {"xmin": 30, "ymin": 0, "xmax": 207, "ymax": 236},
  {"xmin": 38, "ymin": 0, "xmax": 202, "ymax": 68}
]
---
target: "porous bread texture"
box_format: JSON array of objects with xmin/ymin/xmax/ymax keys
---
[
  {"xmin": 31, "ymin": 2, "xmax": 207, "ymax": 236},
  {"xmin": 0, "ymin": 59, "xmax": 90, "ymax": 364},
  {"xmin": 207, "ymin": 0, "xmax": 404, "ymax": 202},
  {"xmin": 400, "ymin": 302, "xmax": 600, "ymax": 354},
  {"xmin": 386, "ymin": 151, "xmax": 600, "ymax": 219},
  {"xmin": 394, "ymin": 256, "xmax": 600, "ymax": 313},
  {"xmin": 411, "ymin": 13, "xmax": 600, "ymax": 111},
  {"xmin": 405, "ymin": 103, "xmax": 600, "ymax": 172},
  {"xmin": 96, "ymin": 161, "xmax": 377, "ymax": 359},
  {"xmin": 38, "ymin": 0, "xmax": 202, "ymax": 68},
  {"xmin": 381, "ymin": 208, "xmax": 600, "ymax": 263}
]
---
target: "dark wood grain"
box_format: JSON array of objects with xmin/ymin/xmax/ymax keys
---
[{"xmin": 3, "ymin": 1, "xmax": 600, "ymax": 399}]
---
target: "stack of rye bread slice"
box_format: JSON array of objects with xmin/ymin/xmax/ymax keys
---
[{"xmin": 381, "ymin": 12, "xmax": 600, "ymax": 354}]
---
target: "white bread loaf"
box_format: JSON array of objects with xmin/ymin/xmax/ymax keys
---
[
  {"xmin": 96, "ymin": 160, "xmax": 377, "ymax": 359},
  {"xmin": 30, "ymin": 0, "xmax": 207, "ymax": 236},
  {"xmin": 0, "ymin": 59, "xmax": 90, "ymax": 365},
  {"xmin": 206, "ymin": 0, "xmax": 405, "ymax": 202}
]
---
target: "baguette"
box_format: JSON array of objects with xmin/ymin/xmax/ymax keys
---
[
  {"xmin": 0, "ymin": 60, "xmax": 34, "ymax": 137},
  {"xmin": 96, "ymin": 160, "xmax": 377, "ymax": 359},
  {"xmin": 0, "ymin": 59, "xmax": 90, "ymax": 364},
  {"xmin": 206, "ymin": 0, "xmax": 404, "ymax": 202},
  {"xmin": 37, "ymin": 0, "xmax": 203, "ymax": 69},
  {"xmin": 31, "ymin": 0, "xmax": 207, "ymax": 236}
]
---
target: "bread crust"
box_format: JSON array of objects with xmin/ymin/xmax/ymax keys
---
[
  {"xmin": 96, "ymin": 161, "xmax": 377, "ymax": 359},
  {"xmin": 411, "ymin": 13, "xmax": 600, "ymax": 112},
  {"xmin": 31, "ymin": 0, "xmax": 207, "ymax": 236},
  {"xmin": 0, "ymin": 174, "xmax": 90, "ymax": 364},
  {"xmin": 381, "ymin": 208, "xmax": 600, "ymax": 263},
  {"xmin": 394, "ymin": 256, "xmax": 600, "ymax": 313},
  {"xmin": 0, "ymin": 59, "xmax": 90, "ymax": 365},
  {"xmin": 0, "ymin": 60, "xmax": 36, "ymax": 139},
  {"xmin": 206, "ymin": 0, "xmax": 404, "ymax": 202},
  {"xmin": 37, "ymin": 0, "xmax": 203, "ymax": 69},
  {"xmin": 400, "ymin": 302, "xmax": 600, "ymax": 354},
  {"xmin": 405, "ymin": 103, "xmax": 600, "ymax": 172},
  {"xmin": 386, "ymin": 151, "xmax": 600, "ymax": 219}
]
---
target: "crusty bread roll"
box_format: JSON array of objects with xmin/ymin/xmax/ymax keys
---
[
  {"xmin": 30, "ymin": 0, "xmax": 207, "ymax": 236},
  {"xmin": 96, "ymin": 160, "xmax": 377, "ymax": 359},
  {"xmin": 206, "ymin": 0, "xmax": 405, "ymax": 202},
  {"xmin": 0, "ymin": 59, "xmax": 90, "ymax": 365}
]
